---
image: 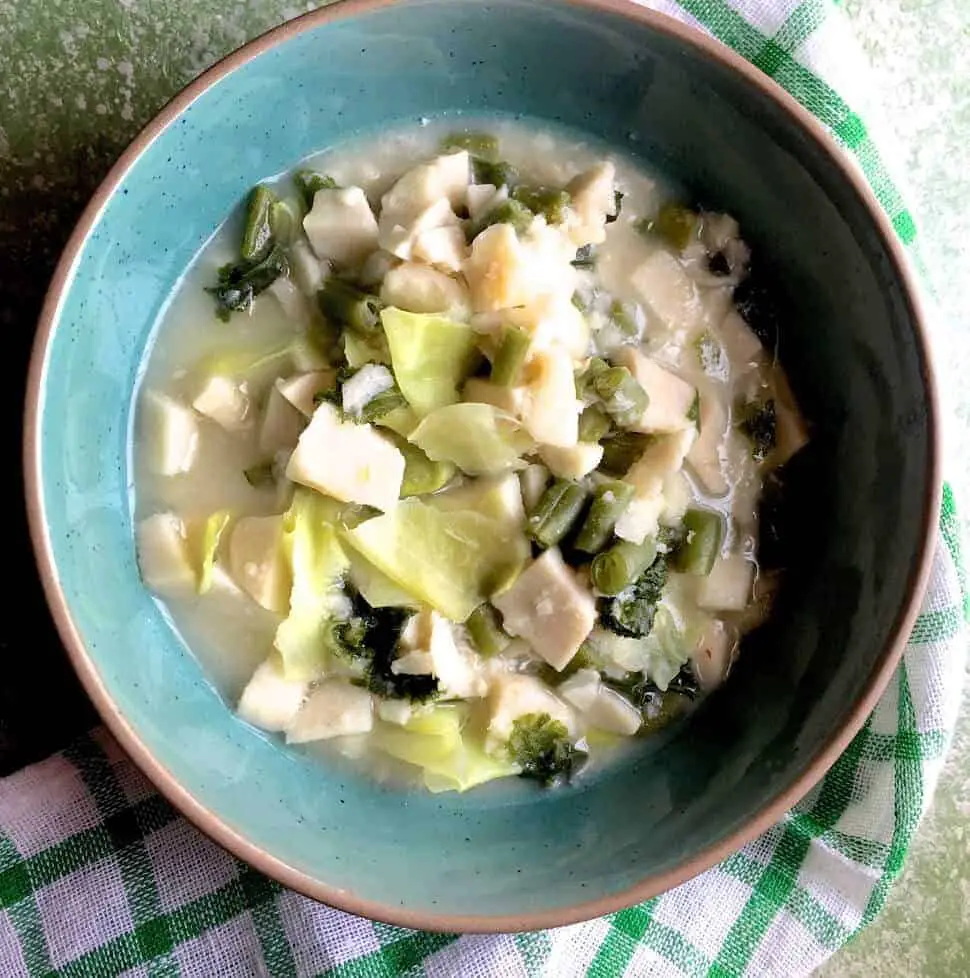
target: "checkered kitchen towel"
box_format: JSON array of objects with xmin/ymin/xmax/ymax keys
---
[{"xmin": 4, "ymin": 1, "xmax": 968, "ymax": 976}]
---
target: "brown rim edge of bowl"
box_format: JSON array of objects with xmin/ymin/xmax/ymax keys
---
[{"xmin": 24, "ymin": 0, "xmax": 942, "ymax": 935}]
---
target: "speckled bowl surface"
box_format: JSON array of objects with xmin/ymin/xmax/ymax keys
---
[{"xmin": 24, "ymin": 0, "xmax": 938, "ymax": 931}]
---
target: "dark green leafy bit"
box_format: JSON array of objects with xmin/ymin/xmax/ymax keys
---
[
  {"xmin": 606, "ymin": 190, "xmax": 624, "ymax": 224},
  {"xmin": 294, "ymin": 169, "xmax": 338, "ymax": 208},
  {"xmin": 604, "ymin": 664, "xmax": 698, "ymax": 728},
  {"xmin": 441, "ymin": 131, "xmax": 499, "ymax": 159},
  {"xmin": 733, "ymin": 271, "xmax": 781, "ymax": 349},
  {"xmin": 637, "ymin": 203, "xmax": 699, "ymax": 251},
  {"xmin": 571, "ymin": 244, "xmax": 597, "ymax": 269},
  {"xmin": 736, "ymin": 398, "xmax": 777, "ymax": 461},
  {"xmin": 507, "ymin": 713, "xmax": 586, "ymax": 787},
  {"xmin": 687, "ymin": 392, "xmax": 700, "ymax": 425},
  {"xmin": 471, "ymin": 158, "xmax": 518, "ymax": 188},
  {"xmin": 341, "ymin": 595, "xmax": 439, "ymax": 702},
  {"xmin": 599, "ymin": 554, "xmax": 667, "ymax": 637},
  {"xmin": 511, "ymin": 185, "xmax": 571, "ymax": 225},
  {"xmin": 318, "ymin": 278, "xmax": 384, "ymax": 335},
  {"xmin": 599, "ymin": 431, "xmax": 653, "ymax": 476},
  {"xmin": 207, "ymin": 244, "xmax": 288, "ymax": 321},
  {"xmin": 468, "ymin": 198, "xmax": 533, "ymax": 240}
]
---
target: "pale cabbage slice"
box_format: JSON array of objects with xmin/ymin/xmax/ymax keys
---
[
  {"xmin": 380, "ymin": 308, "xmax": 478, "ymax": 416},
  {"xmin": 274, "ymin": 489, "xmax": 351, "ymax": 681},
  {"xmin": 371, "ymin": 706, "xmax": 518, "ymax": 793},
  {"xmin": 345, "ymin": 548, "xmax": 418, "ymax": 608},
  {"xmin": 343, "ymin": 497, "xmax": 528, "ymax": 622},
  {"xmin": 407, "ymin": 403, "xmax": 533, "ymax": 476}
]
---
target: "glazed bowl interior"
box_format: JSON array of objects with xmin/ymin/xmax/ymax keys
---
[{"xmin": 27, "ymin": 0, "xmax": 936, "ymax": 929}]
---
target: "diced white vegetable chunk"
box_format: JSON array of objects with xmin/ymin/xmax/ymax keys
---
[
  {"xmin": 691, "ymin": 619, "xmax": 737, "ymax": 690},
  {"xmin": 521, "ymin": 347, "xmax": 581, "ymax": 448},
  {"xmin": 720, "ymin": 310, "xmax": 764, "ymax": 369},
  {"xmin": 493, "ymin": 548, "xmax": 596, "ymax": 671},
  {"xmin": 259, "ymin": 384, "xmax": 307, "ymax": 456},
  {"xmin": 615, "ymin": 430, "xmax": 696, "ymax": 544},
  {"xmin": 630, "ymin": 249, "xmax": 705, "ymax": 334},
  {"xmin": 377, "ymin": 698, "xmax": 414, "ymax": 726},
  {"xmin": 412, "ymin": 225, "xmax": 468, "ymax": 272},
  {"xmin": 697, "ymin": 555, "xmax": 755, "ymax": 611},
  {"xmin": 395, "ymin": 609, "xmax": 487, "ymax": 698},
  {"xmin": 286, "ymin": 681, "xmax": 375, "ymax": 743},
  {"xmin": 540, "ymin": 442, "xmax": 604, "ymax": 479},
  {"xmin": 268, "ymin": 277, "xmax": 314, "ymax": 326},
  {"xmin": 686, "ymin": 392, "xmax": 729, "ymax": 495},
  {"xmin": 141, "ymin": 391, "xmax": 199, "ymax": 476},
  {"xmin": 228, "ymin": 514, "xmax": 291, "ymax": 614},
  {"xmin": 505, "ymin": 293, "xmax": 590, "ymax": 360},
  {"xmin": 466, "ymin": 183, "xmax": 505, "ymax": 221},
  {"xmin": 380, "ymin": 199, "xmax": 460, "ymax": 261},
  {"xmin": 462, "ymin": 378, "xmax": 527, "ymax": 417},
  {"xmin": 660, "ymin": 471, "xmax": 691, "ymax": 525},
  {"xmin": 237, "ymin": 658, "xmax": 307, "ymax": 733},
  {"xmin": 558, "ymin": 669, "xmax": 642, "ymax": 736},
  {"xmin": 286, "ymin": 402, "xmax": 404, "ymax": 511},
  {"xmin": 192, "ymin": 376, "xmax": 250, "ymax": 431},
  {"xmin": 341, "ymin": 364, "xmax": 395, "ymax": 418},
  {"xmin": 380, "ymin": 262, "xmax": 470, "ymax": 318},
  {"xmin": 277, "ymin": 371, "xmax": 334, "ymax": 418},
  {"xmin": 518, "ymin": 464, "xmax": 549, "ymax": 513},
  {"xmin": 137, "ymin": 513, "xmax": 195, "ymax": 595},
  {"xmin": 565, "ymin": 162, "xmax": 617, "ymax": 247},
  {"xmin": 381, "ymin": 151, "xmax": 470, "ymax": 219},
  {"xmin": 488, "ymin": 673, "xmax": 575, "ymax": 744},
  {"xmin": 617, "ymin": 348, "xmax": 696, "ymax": 433},
  {"xmin": 303, "ymin": 186, "xmax": 379, "ymax": 266},
  {"xmin": 287, "ymin": 238, "xmax": 326, "ymax": 295}
]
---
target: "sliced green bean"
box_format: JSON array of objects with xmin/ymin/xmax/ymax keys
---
[
  {"xmin": 638, "ymin": 202, "xmax": 699, "ymax": 251},
  {"xmin": 591, "ymin": 536, "xmax": 659, "ymax": 596},
  {"xmin": 466, "ymin": 604, "xmax": 510, "ymax": 657},
  {"xmin": 670, "ymin": 509, "xmax": 724, "ymax": 576},
  {"xmin": 269, "ymin": 199, "xmax": 299, "ymax": 245},
  {"xmin": 317, "ymin": 278, "xmax": 383, "ymax": 335},
  {"xmin": 599, "ymin": 431, "xmax": 652, "ymax": 476},
  {"xmin": 468, "ymin": 198, "xmax": 533, "ymax": 240},
  {"xmin": 294, "ymin": 169, "xmax": 338, "ymax": 208},
  {"xmin": 527, "ymin": 479, "xmax": 589, "ymax": 549},
  {"xmin": 578, "ymin": 404, "xmax": 612, "ymax": 444},
  {"xmin": 574, "ymin": 481, "xmax": 635, "ymax": 553},
  {"xmin": 491, "ymin": 326, "xmax": 531, "ymax": 387},
  {"xmin": 241, "ymin": 185, "xmax": 277, "ymax": 262},
  {"xmin": 511, "ymin": 185, "xmax": 572, "ymax": 225},
  {"xmin": 441, "ymin": 131, "xmax": 499, "ymax": 160},
  {"xmin": 591, "ymin": 365, "xmax": 648, "ymax": 427},
  {"xmin": 471, "ymin": 158, "xmax": 518, "ymax": 188}
]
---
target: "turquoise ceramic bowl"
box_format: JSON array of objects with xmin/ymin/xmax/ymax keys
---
[{"xmin": 25, "ymin": 0, "xmax": 938, "ymax": 931}]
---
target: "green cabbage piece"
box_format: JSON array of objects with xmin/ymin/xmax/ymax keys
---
[
  {"xmin": 274, "ymin": 488, "xmax": 350, "ymax": 680},
  {"xmin": 407, "ymin": 403, "xmax": 534, "ymax": 475},
  {"xmin": 380, "ymin": 308, "xmax": 478, "ymax": 416},
  {"xmin": 196, "ymin": 510, "xmax": 231, "ymax": 594},
  {"xmin": 371, "ymin": 706, "xmax": 518, "ymax": 793},
  {"xmin": 343, "ymin": 497, "xmax": 528, "ymax": 622}
]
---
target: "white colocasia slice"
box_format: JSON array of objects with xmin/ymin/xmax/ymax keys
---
[
  {"xmin": 492, "ymin": 548, "xmax": 596, "ymax": 672},
  {"xmin": 192, "ymin": 376, "xmax": 250, "ymax": 431},
  {"xmin": 286, "ymin": 681, "xmax": 375, "ymax": 743},
  {"xmin": 558, "ymin": 668, "xmax": 642, "ymax": 736},
  {"xmin": 136, "ymin": 513, "xmax": 195, "ymax": 596},
  {"xmin": 286, "ymin": 402, "xmax": 404, "ymax": 511},
  {"xmin": 379, "ymin": 263, "xmax": 471, "ymax": 319},
  {"xmin": 228, "ymin": 514, "xmax": 291, "ymax": 614},
  {"xmin": 237, "ymin": 657, "xmax": 307, "ymax": 733},
  {"xmin": 487, "ymin": 673, "xmax": 576, "ymax": 746},
  {"xmin": 616, "ymin": 348, "xmax": 696, "ymax": 434},
  {"xmin": 303, "ymin": 186, "xmax": 379, "ymax": 266},
  {"xmin": 140, "ymin": 390, "xmax": 199, "ymax": 476},
  {"xmin": 565, "ymin": 161, "xmax": 617, "ymax": 247},
  {"xmin": 630, "ymin": 248, "xmax": 706, "ymax": 335}
]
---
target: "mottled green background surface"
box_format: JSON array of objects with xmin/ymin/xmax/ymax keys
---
[{"xmin": 1, "ymin": 0, "xmax": 967, "ymax": 972}]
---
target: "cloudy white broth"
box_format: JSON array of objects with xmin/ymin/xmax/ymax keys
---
[{"xmin": 134, "ymin": 119, "xmax": 808, "ymax": 792}]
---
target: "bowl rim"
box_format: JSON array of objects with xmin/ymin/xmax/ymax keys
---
[{"xmin": 23, "ymin": 0, "xmax": 941, "ymax": 934}]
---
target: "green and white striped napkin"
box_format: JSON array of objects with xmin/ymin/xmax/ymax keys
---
[{"xmin": 4, "ymin": 1, "xmax": 967, "ymax": 975}]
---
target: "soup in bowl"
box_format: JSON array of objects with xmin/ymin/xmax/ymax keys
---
[{"xmin": 26, "ymin": 0, "xmax": 938, "ymax": 930}]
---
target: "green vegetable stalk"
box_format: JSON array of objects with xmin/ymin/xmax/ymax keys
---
[
  {"xmin": 574, "ymin": 480, "xmax": 635, "ymax": 553},
  {"xmin": 294, "ymin": 169, "xmax": 338, "ymax": 208},
  {"xmin": 466, "ymin": 604, "xmax": 510, "ymax": 657},
  {"xmin": 318, "ymin": 278, "xmax": 383, "ymax": 335},
  {"xmin": 578, "ymin": 405, "xmax": 612, "ymax": 444},
  {"xmin": 490, "ymin": 326, "xmax": 531, "ymax": 387},
  {"xmin": 670, "ymin": 509, "xmax": 724, "ymax": 576},
  {"xmin": 591, "ymin": 535, "xmax": 658, "ymax": 596},
  {"xmin": 599, "ymin": 431, "xmax": 653, "ymax": 476},
  {"xmin": 527, "ymin": 479, "xmax": 589, "ymax": 549},
  {"xmin": 241, "ymin": 185, "xmax": 277, "ymax": 262}
]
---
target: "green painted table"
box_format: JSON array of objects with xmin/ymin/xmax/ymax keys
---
[{"xmin": 2, "ymin": 0, "xmax": 966, "ymax": 972}]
